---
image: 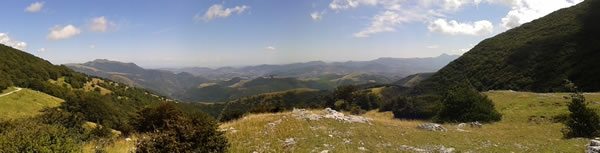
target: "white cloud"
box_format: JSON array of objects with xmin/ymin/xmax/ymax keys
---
[
  {"xmin": 25, "ymin": 2, "xmax": 44, "ymax": 13},
  {"xmin": 265, "ymin": 46, "xmax": 276, "ymax": 51},
  {"xmin": 38, "ymin": 48, "xmax": 46, "ymax": 52},
  {"xmin": 499, "ymin": 0, "xmax": 583, "ymax": 29},
  {"xmin": 0, "ymin": 33, "xmax": 27, "ymax": 50},
  {"xmin": 331, "ymin": 0, "xmax": 583, "ymax": 37},
  {"xmin": 89, "ymin": 16, "xmax": 115, "ymax": 32},
  {"xmin": 329, "ymin": 0, "xmax": 378, "ymax": 10},
  {"xmin": 89, "ymin": 45, "xmax": 96, "ymax": 49},
  {"xmin": 196, "ymin": 4, "xmax": 249, "ymax": 21},
  {"xmin": 428, "ymin": 18, "xmax": 493, "ymax": 36},
  {"xmin": 47, "ymin": 25, "xmax": 81, "ymax": 40},
  {"xmin": 310, "ymin": 11, "xmax": 325, "ymax": 21},
  {"xmin": 354, "ymin": 10, "xmax": 426, "ymax": 37}
]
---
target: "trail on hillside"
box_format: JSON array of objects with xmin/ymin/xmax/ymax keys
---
[{"xmin": 0, "ymin": 87, "xmax": 23, "ymax": 98}]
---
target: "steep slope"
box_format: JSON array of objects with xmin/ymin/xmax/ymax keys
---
[
  {"xmin": 164, "ymin": 54, "xmax": 459, "ymax": 80},
  {"xmin": 393, "ymin": 73, "xmax": 434, "ymax": 88},
  {"xmin": 416, "ymin": 0, "xmax": 600, "ymax": 94},
  {"xmin": 0, "ymin": 43, "xmax": 169, "ymax": 131},
  {"xmin": 66, "ymin": 59, "xmax": 209, "ymax": 98},
  {"xmin": 0, "ymin": 87, "xmax": 63, "ymax": 119}
]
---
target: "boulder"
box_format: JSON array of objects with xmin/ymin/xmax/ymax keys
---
[
  {"xmin": 417, "ymin": 123, "xmax": 447, "ymax": 132},
  {"xmin": 588, "ymin": 138, "xmax": 600, "ymax": 153}
]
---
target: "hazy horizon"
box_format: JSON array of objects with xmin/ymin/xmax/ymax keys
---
[{"xmin": 74, "ymin": 53, "xmax": 458, "ymax": 69}]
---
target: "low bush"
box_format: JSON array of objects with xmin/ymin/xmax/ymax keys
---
[
  {"xmin": 134, "ymin": 103, "xmax": 228, "ymax": 153},
  {"xmin": 434, "ymin": 84, "xmax": 501, "ymax": 123}
]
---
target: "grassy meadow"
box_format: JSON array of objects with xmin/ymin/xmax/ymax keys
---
[
  {"xmin": 220, "ymin": 91, "xmax": 600, "ymax": 152},
  {"xmin": 0, "ymin": 87, "xmax": 64, "ymax": 120}
]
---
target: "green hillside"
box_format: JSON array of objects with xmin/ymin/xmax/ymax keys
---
[
  {"xmin": 180, "ymin": 77, "xmax": 334, "ymax": 102},
  {"xmin": 0, "ymin": 87, "xmax": 63, "ymax": 120},
  {"xmin": 1, "ymin": 44, "xmax": 227, "ymax": 152},
  {"xmin": 222, "ymin": 91, "xmax": 600, "ymax": 152},
  {"xmin": 416, "ymin": 0, "xmax": 600, "ymax": 94}
]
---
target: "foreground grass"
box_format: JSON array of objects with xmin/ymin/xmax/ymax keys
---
[
  {"xmin": 221, "ymin": 91, "xmax": 600, "ymax": 152},
  {"xmin": 82, "ymin": 136, "xmax": 137, "ymax": 153},
  {"xmin": 0, "ymin": 87, "xmax": 64, "ymax": 120}
]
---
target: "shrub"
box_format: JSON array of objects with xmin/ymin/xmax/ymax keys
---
[
  {"xmin": 326, "ymin": 85, "xmax": 380, "ymax": 113},
  {"xmin": 0, "ymin": 119, "xmax": 81, "ymax": 153},
  {"xmin": 391, "ymin": 95, "xmax": 442, "ymax": 119},
  {"xmin": 434, "ymin": 84, "xmax": 501, "ymax": 123},
  {"xmin": 563, "ymin": 92, "xmax": 600, "ymax": 138},
  {"xmin": 134, "ymin": 103, "xmax": 228, "ymax": 153}
]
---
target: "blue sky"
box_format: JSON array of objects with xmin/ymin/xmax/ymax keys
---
[{"xmin": 0, "ymin": 0, "xmax": 582, "ymax": 68}]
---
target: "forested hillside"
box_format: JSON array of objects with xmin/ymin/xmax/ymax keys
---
[
  {"xmin": 0, "ymin": 44, "xmax": 228, "ymax": 152},
  {"xmin": 415, "ymin": 0, "xmax": 600, "ymax": 94}
]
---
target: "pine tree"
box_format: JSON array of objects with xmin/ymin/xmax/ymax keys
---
[{"xmin": 564, "ymin": 92, "xmax": 600, "ymax": 138}]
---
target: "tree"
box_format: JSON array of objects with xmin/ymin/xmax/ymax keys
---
[
  {"xmin": 434, "ymin": 83, "xmax": 501, "ymax": 123},
  {"xmin": 564, "ymin": 91, "xmax": 600, "ymax": 138}
]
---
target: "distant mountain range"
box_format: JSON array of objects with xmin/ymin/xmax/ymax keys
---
[
  {"xmin": 66, "ymin": 59, "xmax": 209, "ymax": 98},
  {"xmin": 162, "ymin": 54, "xmax": 459, "ymax": 81},
  {"xmin": 67, "ymin": 54, "xmax": 459, "ymax": 102}
]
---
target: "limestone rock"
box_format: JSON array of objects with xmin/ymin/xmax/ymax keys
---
[
  {"xmin": 587, "ymin": 138, "xmax": 600, "ymax": 153},
  {"xmin": 417, "ymin": 123, "xmax": 447, "ymax": 132}
]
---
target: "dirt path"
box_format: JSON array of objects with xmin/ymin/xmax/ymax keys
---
[{"xmin": 0, "ymin": 87, "xmax": 23, "ymax": 98}]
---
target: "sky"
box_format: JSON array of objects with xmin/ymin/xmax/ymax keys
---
[{"xmin": 0, "ymin": 0, "xmax": 583, "ymax": 68}]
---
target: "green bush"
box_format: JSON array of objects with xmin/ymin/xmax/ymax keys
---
[
  {"xmin": 0, "ymin": 119, "xmax": 81, "ymax": 153},
  {"xmin": 391, "ymin": 95, "xmax": 442, "ymax": 119},
  {"xmin": 326, "ymin": 85, "xmax": 381, "ymax": 113},
  {"xmin": 564, "ymin": 92, "xmax": 600, "ymax": 138},
  {"xmin": 134, "ymin": 103, "xmax": 228, "ymax": 153},
  {"xmin": 434, "ymin": 84, "xmax": 501, "ymax": 123}
]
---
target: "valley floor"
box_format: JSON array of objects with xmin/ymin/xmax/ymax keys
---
[{"xmin": 220, "ymin": 91, "xmax": 600, "ymax": 152}]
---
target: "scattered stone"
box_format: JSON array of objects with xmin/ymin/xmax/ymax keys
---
[
  {"xmin": 358, "ymin": 147, "xmax": 368, "ymax": 151},
  {"xmin": 399, "ymin": 145, "xmax": 455, "ymax": 153},
  {"xmin": 292, "ymin": 108, "xmax": 372, "ymax": 123},
  {"xmin": 468, "ymin": 121, "xmax": 483, "ymax": 128},
  {"xmin": 399, "ymin": 145, "xmax": 428, "ymax": 152},
  {"xmin": 587, "ymin": 138, "xmax": 600, "ymax": 153},
  {"xmin": 267, "ymin": 119, "xmax": 282, "ymax": 127},
  {"xmin": 417, "ymin": 123, "xmax": 447, "ymax": 132},
  {"xmin": 343, "ymin": 138, "xmax": 352, "ymax": 144},
  {"xmin": 292, "ymin": 108, "xmax": 322, "ymax": 121},
  {"xmin": 283, "ymin": 138, "xmax": 296, "ymax": 148},
  {"xmin": 320, "ymin": 150, "xmax": 330, "ymax": 153},
  {"xmin": 439, "ymin": 146, "xmax": 455, "ymax": 153},
  {"xmin": 323, "ymin": 108, "xmax": 372, "ymax": 123}
]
